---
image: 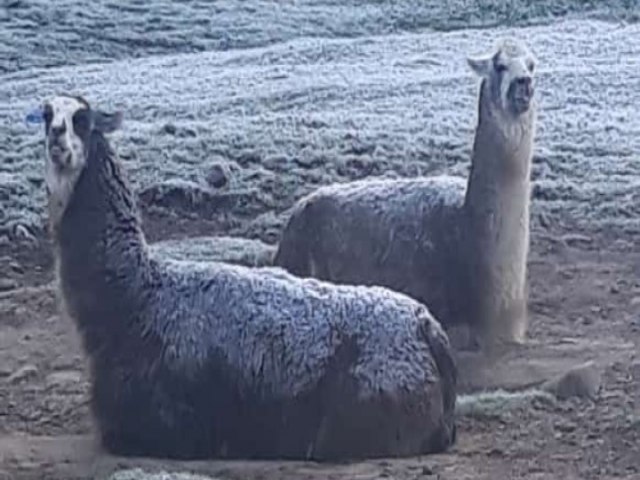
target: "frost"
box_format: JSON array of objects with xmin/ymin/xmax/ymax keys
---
[{"xmin": 1, "ymin": 3, "xmax": 638, "ymax": 238}]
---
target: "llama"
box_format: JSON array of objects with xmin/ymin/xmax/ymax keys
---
[
  {"xmin": 40, "ymin": 95, "xmax": 456, "ymax": 460},
  {"xmin": 274, "ymin": 38, "xmax": 538, "ymax": 350}
]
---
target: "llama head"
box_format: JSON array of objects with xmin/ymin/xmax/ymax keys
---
[
  {"xmin": 41, "ymin": 95, "xmax": 123, "ymax": 225},
  {"xmin": 467, "ymin": 38, "xmax": 537, "ymax": 117}
]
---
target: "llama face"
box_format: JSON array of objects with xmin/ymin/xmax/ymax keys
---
[
  {"xmin": 44, "ymin": 96, "xmax": 90, "ymax": 176},
  {"xmin": 43, "ymin": 96, "xmax": 91, "ymax": 226},
  {"xmin": 467, "ymin": 39, "xmax": 537, "ymax": 116},
  {"xmin": 42, "ymin": 95, "xmax": 123, "ymax": 226}
]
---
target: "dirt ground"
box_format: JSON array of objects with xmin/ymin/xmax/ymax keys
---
[{"xmin": 1, "ymin": 215, "xmax": 639, "ymax": 480}]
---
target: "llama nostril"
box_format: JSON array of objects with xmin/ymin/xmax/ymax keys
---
[
  {"xmin": 514, "ymin": 77, "xmax": 533, "ymax": 98},
  {"xmin": 50, "ymin": 126, "xmax": 65, "ymax": 137}
]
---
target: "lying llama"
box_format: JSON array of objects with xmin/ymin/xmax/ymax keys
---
[
  {"xmin": 274, "ymin": 38, "xmax": 538, "ymax": 349},
  {"xmin": 40, "ymin": 95, "xmax": 456, "ymax": 460}
]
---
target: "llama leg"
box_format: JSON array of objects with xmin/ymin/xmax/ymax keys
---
[{"xmin": 474, "ymin": 297, "xmax": 528, "ymax": 351}]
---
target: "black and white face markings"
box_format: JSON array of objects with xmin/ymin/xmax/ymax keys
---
[{"xmin": 467, "ymin": 38, "xmax": 537, "ymax": 115}]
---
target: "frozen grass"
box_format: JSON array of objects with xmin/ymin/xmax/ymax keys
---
[
  {"xmin": 149, "ymin": 236, "xmax": 275, "ymax": 267},
  {"xmin": 456, "ymin": 389, "xmax": 556, "ymax": 420},
  {"xmin": 1, "ymin": 1, "xmax": 639, "ymax": 242},
  {"xmin": 0, "ymin": 1, "xmax": 636, "ymax": 74},
  {"xmin": 1, "ymin": 19, "xmax": 639, "ymax": 241},
  {"xmin": 109, "ymin": 469, "xmax": 220, "ymax": 480}
]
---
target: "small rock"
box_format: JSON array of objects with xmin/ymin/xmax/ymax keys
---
[
  {"xmin": 542, "ymin": 361, "xmax": 602, "ymax": 400},
  {"xmin": 7, "ymin": 364, "xmax": 38, "ymax": 384},
  {"xmin": 559, "ymin": 270, "xmax": 575, "ymax": 279},
  {"xmin": 554, "ymin": 420, "xmax": 577, "ymax": 433},
  {"xmin": 205, "ymin": 164, "xmax": 229, "ymax": 189},
  {"xmin": 577, "ymin": 316, "xmax": 593, "ymax": 326},
  {"xmin": 9, "ymin": 260, "xmax": 24, "ymax": 273},
  {"xmin": 162, "ymin": 123, "xmax": 177, "ymax": 135},
  {"xmin": 0, "ymin": 278, "xmax": 18, "ymax": 292},
  {"xmin": 421, "ymin": 465, "xmax": 434, "ymax": 475},
  {"xmin": 488, "ymin": 447, "xmax": 505, "ymax": 457}
]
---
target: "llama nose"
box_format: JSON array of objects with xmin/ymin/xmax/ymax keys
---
[
  {"xmin": 515, "ymin": 76, "xmax": 533, "ymax": 96},
  {"xmin": 50, "ymin": 125, "xmax": 66, "ymax": 139},
  {"xmin": 50, "ymin": 125, "xmax": 70, "ymax": 149}
]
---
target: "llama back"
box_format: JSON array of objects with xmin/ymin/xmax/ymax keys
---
[
  {"xmin": 275, "ymin": 175, "xmax": 468, "ymax": 322},
  {"xmin": 144, "ymin": 258, "xmax": 446, "ymax": 399}
]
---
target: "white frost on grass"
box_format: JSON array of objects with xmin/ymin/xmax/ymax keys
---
[
  {"xmin": 149, "ymin": 235, "xmax": 275, "ymax": 267},
  {"xmin": 1, "ymin": 20, "xmax": 639, "ymax": 238},
  {"xmin": 108, "ymin": 469, "xmax": 221, "ymax": 480},
  {"xmin": 456, "ymin": 389, "xmax": 556, "ymax": 419},
  {"xmin": 1, "ymin": 1, "xmax": 634, "ymax": 74}
]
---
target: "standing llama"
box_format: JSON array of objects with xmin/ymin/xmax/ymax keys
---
[
  {"xmin": 274, "ymin": 38, "xmax": 538, "ymax": 350},
  {"xmin": 40, "ymin": 95, "xmax": 456, "ymax": 460}
]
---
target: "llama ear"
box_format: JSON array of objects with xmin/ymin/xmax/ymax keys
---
[
  {"xmin": 93, "ymin": 110, "xmax": 123, "ymax": 134},
  {"xmin": 466, "ymin": 55, "xmax": 493, "ymax": 77}
]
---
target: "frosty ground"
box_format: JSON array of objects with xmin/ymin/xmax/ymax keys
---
[{"xmin": 1, "ymin": 1, "xmax": 639, "ymax": 479}]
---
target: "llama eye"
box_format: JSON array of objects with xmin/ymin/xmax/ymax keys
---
[
  {"xmin": 72, "ymin": 109, "xmax": 91, "ymax": 135},
  {"xmin": 494, "ymin": 63, "xmax": 507, "ymax": 73},
  {"xmin": 527, "ymin": 61, "xmax": 535, "ymax": 73},
  {"xmin": 43, "ymin": 105, "xmax": 53, "ymax": 129}
]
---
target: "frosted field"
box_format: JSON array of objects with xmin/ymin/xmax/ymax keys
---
[
  {"xmin": 0, "ymin": 1, "xmax": 639, "ymax": 243},
  {"xmin": 1, "ymin": 0, "xmax": 636, "ymax": 74}
]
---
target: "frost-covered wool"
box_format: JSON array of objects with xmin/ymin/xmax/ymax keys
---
[{"xmin": 45, "ymin": 96, "xmax": 457, "ymax": 460}]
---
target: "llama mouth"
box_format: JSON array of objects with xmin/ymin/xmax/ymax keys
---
[
  {"xmin": 49, "ymin": 148, "xmax": 71, "ymax": 168},
  {"xmin": 508, "ymin": 82, "xmax": 534, "ymax": 115},
  {"xmin": 511, "ymin": 95, "xmax": 532, "ymax": 114}
]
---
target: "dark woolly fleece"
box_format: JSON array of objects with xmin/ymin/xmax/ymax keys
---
[
  {"xmin": 53, "ymin": 117, "xmax": 457, "ymax": 460},
  {"xmin": 274, "ymin": 175, "xmax": 469, "ymax": 329}
]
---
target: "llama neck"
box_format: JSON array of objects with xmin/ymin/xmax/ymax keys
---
[
  {"xmin": 53, "ymin": 132, "xmax": 149, "ymax": 345},
  {"xmin": 463, "ymin": 82, "xmax": 535, "ymax": 253},
  {"xmin": 461, "ymin": 83, "xmax": 535, "ymax": 339}
]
